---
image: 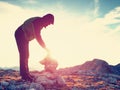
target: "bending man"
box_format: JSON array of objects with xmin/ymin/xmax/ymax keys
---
[{"xmin": 15, "ymin": 14, "xmax": 54, "ymax": 81}]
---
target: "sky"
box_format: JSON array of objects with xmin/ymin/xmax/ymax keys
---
[{"xmin": 0, "ymin": 0, "xmax": 120, "ymax": 70}]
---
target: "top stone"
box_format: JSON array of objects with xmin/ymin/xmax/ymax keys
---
[{"xmin": 40, "ymin": 56, "xmax": 58, "ymax": 73}]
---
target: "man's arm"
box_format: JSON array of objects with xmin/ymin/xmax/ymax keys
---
[
  {"xmin": 33, "ymin": 18, "xmax": 46, "ymax": 49},
  {"xmin": 35, "ymin": 30, "xmax": 46, "ymax": 49},
  {"xmin": 35, "ymin": 31, "xmax": 50, "ymax": 54}
]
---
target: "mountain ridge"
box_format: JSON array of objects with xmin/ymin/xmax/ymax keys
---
[
  {"xmin": 57, "ymin": 58, "xmax": 120, "ymax": 75},
  {"xmin": 0, "ymin": 58, "xmax": 119, "ymax": 75}
]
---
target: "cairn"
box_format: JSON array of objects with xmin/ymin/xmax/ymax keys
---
[
  {"xmin": 40, "ymin": 56, "xmax": 58, "ymax": 73},
  {"xmin": 36, "ymin": 56, "xmax": 66, "ymax": 87}
]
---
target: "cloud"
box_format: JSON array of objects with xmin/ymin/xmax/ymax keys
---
[
  {"xmin": 0, "ymin": 2, "xmax": 41, "ymax": 67},
  {"xmin": 92, "ymin": 6, "xmax": 120, "ymax": 34},
  {"xmin": 94, "ymin": 0, "xmax": 99, "ymax": 18},
  {"xmin": 107, "ymin": 7, "xmax": 120, "ymax": 24},
  {"xmin": 26, "ymin": 0, "xmax": 37, "ymax": 4},
  {"xmin": 0, "ymin": 1, "xmax": 120, "ymax": 69},
  {"xmin": 94, "ymin": 0, "xmax": 120, "ymax": 25},
  {"xmin": 23, "ymin": 0, "xmax": 37, "ymax": 5},
  {"xmin": 104, "ymin": 7, "xmax": 120, "ymax": 24},
  {"xmin": 0, "ymin": 1, "xmax": 69, "ymax": 68}
]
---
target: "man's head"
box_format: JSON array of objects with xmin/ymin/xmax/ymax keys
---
[{"xmin": 42, "ymin": 14, "xmax": 54, "ymax": 28}]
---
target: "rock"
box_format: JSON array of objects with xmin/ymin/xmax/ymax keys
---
[
  {"xmin": 29, "ymin": 82, "xmax": 45, "ymax": 90},
  {"xmin": 1, "ymin": 81, "xmax": 9, "ymax": 87},
  {"xmin": 35, "ymin": 71, "xmax": 66, "ymax": 86},
  {"xmin": 29, "ymin": 88, "xmax": 35, "ymax": 90},
  {"xmin": 16, "ymin": 83, "xmax": 29, "ymax": 90},
  {"xmin": 7, "ymin": 84, "xmax": 16, "ymax": 90},
  {"xmin": 0, "ymin": 86, "xmax": 3, "ymax": 90},
  {"xmin": 57, "ymin": 75, "xmax": 66, "ymax": 86},
  {"xmin": 9, "ymin": 80, "xmax": 16, "ymax": 85},
  {"xmin": 80, "ymin": 59, "xmax": 112, "ymax": 73},
  {"xmin": 40, "ymin": 56, "xmax": 58, "ymax": 73}
]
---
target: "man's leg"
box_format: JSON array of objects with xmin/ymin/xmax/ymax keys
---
[
  {"xmin": 15, "ymin": 27, "xmax": 33, "ymax": 81},
  {"xmin": 19, "ymin": 41, "xmax": 29, "ymax": 78}
]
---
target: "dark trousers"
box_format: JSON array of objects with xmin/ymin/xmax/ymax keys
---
[{"xmin": 15, "ymin": 26, "xmax": 30, "ymax": 77}]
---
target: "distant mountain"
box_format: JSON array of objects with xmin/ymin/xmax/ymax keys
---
[
  {"xmin": 0, "ymin": 66, "xmax": 19, "ymax": 71},
  {"xmin": 110, "ymin": 64, "xmax": 120, "ymax": 75},
  {"xmin": 58, "ymin": 59, "xmax": 120, "ymax": 75},
  {"xmin": 80, "ymin": 59, "xmax": 112, "ymax": 73}
]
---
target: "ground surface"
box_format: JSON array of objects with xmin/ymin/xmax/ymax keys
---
[{"xmin": 0, "ymin": 69, "xmax": 120, "ymax": 90}]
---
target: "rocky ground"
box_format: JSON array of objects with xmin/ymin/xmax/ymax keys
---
[{"xmin": 0, "ymin": 59, "xmax": 120, "ymax": 90}]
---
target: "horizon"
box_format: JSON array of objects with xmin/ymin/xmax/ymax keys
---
[
  {"xmin": 0, "ymin": 0, "xmax": 120, "ymax": 70},
  {"xmin": 0, "ymin": 58, "xmax": 120, "ymax": 71}
]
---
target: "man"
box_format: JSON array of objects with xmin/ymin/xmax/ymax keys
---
[{"xmin": 15, "ymin": 14, "xmax": 54, "ymax": 81}]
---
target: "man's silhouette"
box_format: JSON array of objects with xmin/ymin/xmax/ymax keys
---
[{"xmin": 15, "ymin": 14, "xmax": 54, "ymax": 81}]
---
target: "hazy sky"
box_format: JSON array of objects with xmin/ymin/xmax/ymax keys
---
[{"xmin": 0, "ymin": 0, "xmax": 120, "ymax": 70}]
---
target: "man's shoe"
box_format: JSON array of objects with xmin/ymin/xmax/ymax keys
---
[{"xmin": 22, "ymin": 75, "xmax": 34, "ymax": 82}]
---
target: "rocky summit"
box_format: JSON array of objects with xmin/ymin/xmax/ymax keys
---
[{"xmin": 0, "ymin": 59, "xmax": 120, "ymax": 90}]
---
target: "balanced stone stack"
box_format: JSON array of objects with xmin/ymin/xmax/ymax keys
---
[
  {"xmin": 40, "ymin": 56, "xmax": 58, "ymax": 73},
  {"xmin": 38, "ymin": 56, "xmax": 66, "ymax": 87}
]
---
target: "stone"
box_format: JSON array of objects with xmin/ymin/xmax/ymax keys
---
[
  {"xmin": 57, "ymin": 75, "xmax": 66, "ymax": 86},
  {"xmin": 39, "ymin": 56, "xmax": 66, "ymax": 87},
  {"xmin": 7, "ymin": 84, "xmax": 16, "ymax": 90},
  {"xmin": 29, "ymin": 82, "xmax": 45, "ymax": 90},
  {"xmin": 35, "ymin": 71, "xmax": 66, "ymax": 86},
  {"xmin": 1, "ymin": 81, "xmax": 9, "ymax": 87},
  {"xmin": 0, "ymin": 86, "xmax": 3, "ymax": 90},
  {"xmin": 40, "ymin": 56, "xmax": 58, "ymax": 73}
]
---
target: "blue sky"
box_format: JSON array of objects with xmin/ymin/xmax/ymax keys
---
[
  {"xmin": 1, "ymin": 0, "xmax": 120, "ymax": 16},
  {"xmin": 0, "ymin": 0, "xmax": 120, "ymax": 69}
]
